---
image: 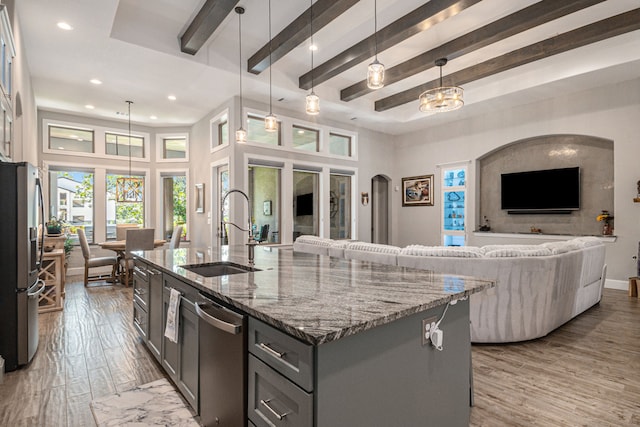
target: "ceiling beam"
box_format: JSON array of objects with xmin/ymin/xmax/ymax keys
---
[
  {"xmin": 341, "ymin": 0, "xmax": 605, "ymax": 102},
  {"xmin": 299, "ymin": 0, "xmax": 482, "ymax": 91},
  {"xmin": 180, "ymin": 0, "xmax": 240, "ymax": 55},
  {"xmin": 247, "ymin": 0, "xmax": 361, "ymax": 75},
  {"xmin": 375, "ymin": 8, "xmax": 640, "ymax": 112}
]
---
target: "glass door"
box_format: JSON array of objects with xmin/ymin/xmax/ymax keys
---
[{"xmin": 441, "ymin": 165, "xmax": 467, "ymax": 246}]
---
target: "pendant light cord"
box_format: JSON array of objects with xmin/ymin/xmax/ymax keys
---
[
  {"xmin": 268, "ymin": 0, "xmax": 273, "ymax": 115},
  {"xmin": 127, "ymin": 100, "xmax": 132, "ymax": 178},
  {"xmin": 238, "ymin": 9, "xmax": 243, "ymax": 118},
  {"xmin": 374, "ymin": 0, "xmax": 378, "ymax": 59},
  {"xmin": 310, "ymin": 0, "xmax": 314, "ymax": 91}
]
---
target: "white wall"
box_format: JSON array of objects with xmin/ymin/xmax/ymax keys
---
[{"xmin": 394, "ymin": 77, "xmax": 640, "ymax": 282}]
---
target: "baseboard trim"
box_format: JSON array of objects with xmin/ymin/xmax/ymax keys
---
[{"xmin": 604, "ymin": 279, "xmax": 627, "ymax": 291}]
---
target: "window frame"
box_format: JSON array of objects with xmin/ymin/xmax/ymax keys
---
[
  {"xmin": 246, "ymin": 113, "xmax": 282, "ymax": 146},
  {"xmin": 210, "ymin": 109, "xmax": 230, "ymax": 152},
  {"xmin": 292, "ymin": 125, "xmax": 320, "ymax": 152},
  {"xmin": 155, "ymin": 167, "xmax": 190, "ymax": 242},
  {"xmin": 105, "ymin": 131, "xmax": 145, "ymax": 159},
  {"xmin": 156, "ymin": 132, "xmax": 190, "ymax": 163}
]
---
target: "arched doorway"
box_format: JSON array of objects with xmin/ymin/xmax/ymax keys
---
[{"xmin": 371, "ymin": 175, "xmax": 390, "ymax": 244}]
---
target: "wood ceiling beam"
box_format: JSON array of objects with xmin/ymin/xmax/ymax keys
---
[
  {"xmin": 341, "ymin": 0, "xmax": 606, "ymax": 102},
  {"xmin": 247, "ymin": 0, "xmax": 361, "ymax": 75},
  {"xmin": 180, "ymin": 0, "xmax": 240, "ymax": 55},
  {"xmin": 299, "ymin": 0, "xmax": 482, "ymax": 90},
  {"xmin": 375, "ymin": 8, "xmax": 640, "ymax": 112}
]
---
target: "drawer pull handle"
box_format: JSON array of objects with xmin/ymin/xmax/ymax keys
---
[
  {"xmin": 259, "ymin": 342, "xmax": 285, "ymax": 359},
  {"xmin": 260, "ymin": 399, "xmax": 289, "ymax": 420}
]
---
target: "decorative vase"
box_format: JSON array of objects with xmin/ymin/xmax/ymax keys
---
[{"xmin": 602, "ymin": 222, "xmax": 612, "ymax": 236}]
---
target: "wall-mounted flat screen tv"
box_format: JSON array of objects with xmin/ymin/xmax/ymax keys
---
[
  {"xmin": 296, "ymin": 193, "xmax": 314, "ymax": 216},
  {"xmin": 501, "ymin": 167, "xmax": 580, "ymax": 212}
]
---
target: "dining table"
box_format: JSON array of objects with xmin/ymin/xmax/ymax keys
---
[{"xmin": 98, "ymin": 239, "xmax": 167, "ymax": 283}]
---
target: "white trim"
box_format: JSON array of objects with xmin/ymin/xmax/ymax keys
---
[
  {"xmin": 242, "ymin": 107, "xmax": 359, "ymax": 162},
  {"xmin": 210, "ymin": 157, "xmax": 230, "ymax": 250},
  {"xmin": 155, "ymin": 167, "xmax": 189, "ymax": 241},
  {"xmin": 155, "ymin": 132, "xmax": 190, "ymax": 163},
  {"xmin": 604, "ymin": 279, "xmax": 627, "ymax": 290},
  {"xmin": 209, "ymin": 109, "xmax": 230, "ymax": 152},
  {"xmin": 42, "ymin": 118, "xmax": 151, "ymax": 162}
]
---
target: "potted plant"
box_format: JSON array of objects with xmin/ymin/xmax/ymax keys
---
[{"xmin": 46, "ymin": 216, "xmax": 65, "ymax": 235}]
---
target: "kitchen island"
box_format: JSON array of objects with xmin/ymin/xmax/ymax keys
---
[{"xmin": 133, "ymin": 246, "xmax": 494, "ymax": 427}]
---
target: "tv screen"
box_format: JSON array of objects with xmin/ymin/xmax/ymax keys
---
[
  {"xmin": 501, "ymin": 167, "xmax": 580, "ymax": 211},
  {"xmin": 296, "ymin": 193, "xmax": 314, "ymax": 216}
]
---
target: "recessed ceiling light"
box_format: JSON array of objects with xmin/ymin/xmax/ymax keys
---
[
  {"xmin": 168, "ymin": 95, "xmax": 176, "ymax": 101},
  {"xmin": 309, "ymin": 44, "xmax": 318, "ymax": 51},
  {"xmin": 57, "ymin": 22, "xmax": 73, "ymax": 31},
  {"xmin": 85, "ymin": 104, "xmax": 95, "ymax": 109},
  {"xmin": 150, "ymin": 115, "xmax": 157, "ymax": 120},
  {"xmin": 89, "ymin": 79, "xmax": 102, "ymax": 85}
]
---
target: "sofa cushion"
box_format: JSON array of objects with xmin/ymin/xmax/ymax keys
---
[
  {"xmin": 294, "ymin": 235, "xmax": 334, "ymax": 247},
  {"xmin": 483, "ymin": 245, "xmax": 552, "ymax": 257},
  {"xmin": 346, "ymin": 242, "xmax": 401, "ymax": 254},
  {"xmin": 541, "ymin": 241, "xmax": 581, "ymax": 254},
  {"xmin": 400, "ymin": 245, "xmax": 485, "ymax": 258},
  {"xmin": 570, "ymin": 236, "xmax": 604, "ymax": 248}
]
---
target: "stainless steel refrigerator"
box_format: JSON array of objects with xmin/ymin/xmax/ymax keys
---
[{"xmin": 0, "ymin": 161, "xmax": 45, "ymax": 372}]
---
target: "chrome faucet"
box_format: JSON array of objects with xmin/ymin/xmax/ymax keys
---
[{"xmin": 220, "ymin": 188, "xmax": 257, "ymax": 265}]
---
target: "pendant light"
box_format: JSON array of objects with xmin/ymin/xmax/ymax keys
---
[
  {"xmin": 419, "ymin": 58, "xmax": 464, "ymax": 113},
  {"xmin": 115, "ymin": 101, "xmax": 143, "ymax": 203},
  {"xmin": 264, "ymin": 0, "xmax": 278, "ymax": 132},
  {"xmin": 366, "ymin": 0, "xmax": 384, "ymax": 90},
  {"xmin": 305, "ymin": 0, "xmax": 319, "ymax": 115},
  {"xmin": 235, "ymin": 6, "xmax": 247, "ymax": 143}
]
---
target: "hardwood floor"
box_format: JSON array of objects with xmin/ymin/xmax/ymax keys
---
[
  {"xmin": 0, "ymin": 280, "xmax": 637, "ymax": 426},
  {"xmin": 470, "ymin": 289, "xmax": 640, "ymax": 426},
  {"xmin": 0, "ymin": 278, "xmax": 166, "ymax": 426}
]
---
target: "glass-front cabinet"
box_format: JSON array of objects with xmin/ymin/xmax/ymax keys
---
[{"xmin": 441, "ymin": 165, "xmax": 467, "ymax": 246}]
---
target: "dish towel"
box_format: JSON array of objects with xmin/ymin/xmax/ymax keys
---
[{"xmin": 164, "ymin": 288, "xmax": 181, "ymax": 343}]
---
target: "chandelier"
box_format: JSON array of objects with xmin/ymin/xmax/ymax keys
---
[
  {"xmin": 366, "ymin": 0, "xmax": 384, "ymax": 90},
  {"xmin": 116, "ymin": 100, "xmax": 144, "ymax": 202},
  {"xmin": 305, "ymin": 0, "xmax": 319, "ymax": 115},
  {"xmin": 264, "ymin": 0, "xmax": 278, "ymax": 132},
  {"xmin": 419, "ymin": 58, "xmax": 464, "ymax": 113},
  {"xmin": 235, "ymin": 6, "xmax": 247, "ymax": 143}
]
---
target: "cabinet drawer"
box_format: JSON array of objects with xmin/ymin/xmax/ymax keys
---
[
  {"xmin": 249, "ymin": 317, "xmax": 314, "ymax": 392},
  {"xmin": 133, "ymin": 300, "xmax": 147, "ymax": 339},
  {"xmin": 248, "ymin": 354, "xmax": 312, "ymax": 427},
  {"xmin": 133, "ymin": 265, "xmax": 150, "ymax": 308}
]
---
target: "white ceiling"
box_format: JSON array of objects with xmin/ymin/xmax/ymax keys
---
[{"xmin": 15, "ymin": 0, "xmax": 640, "ymax": 135}]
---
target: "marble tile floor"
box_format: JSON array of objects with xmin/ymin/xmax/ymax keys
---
[
  {"xmin": 0, "ymin": 278, "xmax": 637, "ymax": 426},
  {"xmin": 90, "ymin": 378, "xmax": 198, "ymax": 426}
]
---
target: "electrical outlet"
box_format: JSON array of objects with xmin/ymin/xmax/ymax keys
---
[{"xmin": 421, "ymin": 316, "xmax": 438, "ymax": 346}]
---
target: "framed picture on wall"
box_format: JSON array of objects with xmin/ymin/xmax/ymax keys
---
[
  {"xmin": 263, "ymin": 200, "xmax": 272, "ymax": 216},
  {"xmin": 402, "ymin": 175, "xmax": 434, "ymax": 206},
  {"xmin": 195, "ymin": 183, "xmax": 204, "ymax": 213}
]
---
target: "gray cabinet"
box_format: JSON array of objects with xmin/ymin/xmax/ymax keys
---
[
  {"xmin": 162, "ymin": 274, "xmax": 199, "ymax": 412},
  {"xmin": 146, "ymin": 267, "xmax": 163, "ymax": 362},
  {"xmin": 132, "ymin": 260, "xmax": 150, "ymax": 340}
]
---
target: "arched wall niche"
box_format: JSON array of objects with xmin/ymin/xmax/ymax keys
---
[{"xmin": 477, "ymin": 134, "xmax": 613, "ymax": 236}]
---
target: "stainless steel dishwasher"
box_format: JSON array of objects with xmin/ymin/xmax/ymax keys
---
[{"xmin": 196, "ymin": 293, "xmax": 247, "ymax": 427}]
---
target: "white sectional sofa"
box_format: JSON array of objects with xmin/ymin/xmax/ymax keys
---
[{"xmin": 292, "ymin": 235, "xmax": 606, "ymax": 343}]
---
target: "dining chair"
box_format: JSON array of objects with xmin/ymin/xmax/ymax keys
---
[
  {"xmin": 78, "ymin": 228, "xmax": 118, "ymax": 286},
  {"xmin": 169, "ymin": 225, "xmax": 183, "ymax": 249},
  {"xmin": 256, "ymin": 224, "xmax": 270, "ymax": 243},
  {"xmin": 120, "ymin": 228, "xmax": 155, "ymax": 286},
  {"xmin": 116, "ymin": 223, "xmax": 139, "ymax": 241}
]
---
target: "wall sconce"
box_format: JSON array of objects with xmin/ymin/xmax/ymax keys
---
[{"xmin": 361, "ymin": 192, "xmax": 369, "ymax": 206}]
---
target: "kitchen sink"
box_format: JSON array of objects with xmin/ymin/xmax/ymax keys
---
[{"xmin": 181, "ymin": 261, "xmax": 260, "ymax": 277}]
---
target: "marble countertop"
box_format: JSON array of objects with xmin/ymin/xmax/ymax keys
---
[{"xmin": 137, "ymin": 246, "xmax": 494, "ymax": 346}]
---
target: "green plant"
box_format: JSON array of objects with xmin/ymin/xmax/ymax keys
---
[
  {"xmin": 63, "ymin": 236, "xmax": 73, "ymax": 259},
  {"xmin": 46, "ymin": 216, "xmax": 66, "ymax": 234}
]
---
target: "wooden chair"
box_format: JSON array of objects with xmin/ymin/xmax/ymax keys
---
[
  {"xmin": 120, "ymin": 228, "xmax": 155, "ymax": 286},
  {"xmin": 116, "ymin": 223, "xmax": 139, "ymax": 241},
  {"xmin": 78, "ymin": 228, "xmax": 118, "ymax": 286},
  {"xmin": 169, "ymin": 225, "xmax": 183, "ymax": 249}
]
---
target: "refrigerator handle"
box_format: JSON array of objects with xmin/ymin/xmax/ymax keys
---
[{"xmin": 36, "ymin": 177, "xmax": 45, "ymax": 271}]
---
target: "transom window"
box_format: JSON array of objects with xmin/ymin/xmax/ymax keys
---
[
  {"xmin": 105, "ymin": 132, "xmax": 144, "ymax": 158},
  {"xmin": 48, "ymin": 125, "xmax": 95, "ymax": 153},
  {"xmin": 163, "ymin": 137, "xmax": 187, "ymax": 159},
  {"xmin": 329, "ymin": 133, "xmax": 352, "ymax": 157},
  {"xmin": 292, "ymin": 125, "xmax": 319, "ymax": 152},
  {"xmin": 247, "ymin": 114, "xmax": 281, "ymax": 145},
  {"xmin": 218, "ymin": 121, "xmax": 229, "ymax": 146}
]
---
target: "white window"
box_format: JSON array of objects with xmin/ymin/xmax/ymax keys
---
[
  {"xmin": 105, "ymin": 132, "xmax": 144, "ymax": 158},
  {"xmin": 247, "ymin": 114, "xmax": 281, "ymax": 146},
  {"xmin": 48, "ymin": 169, "xmax": 95, "ymax": 243},
  {"xmin": 48, "ymin": 125, "xmax": 95, "ymax": 154},
  {"xmin": 106, "ymin": 173, "xmax": 145, "ymax": 239},
  {"xmin": 292, "ymin": 125, "xmax": 319, "ymax": 152},
  {"xmin": 329, "ymin": 133, "xmax": 352, "ymax": 157},
  {"xmin": 160, "ymin": 173, "xmax": 187, "ymax": 241}
]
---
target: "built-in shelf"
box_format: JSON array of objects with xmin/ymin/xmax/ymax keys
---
[{"xmin": 472, "ymin": 231, "xmax": 617, "ymax": 243}]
